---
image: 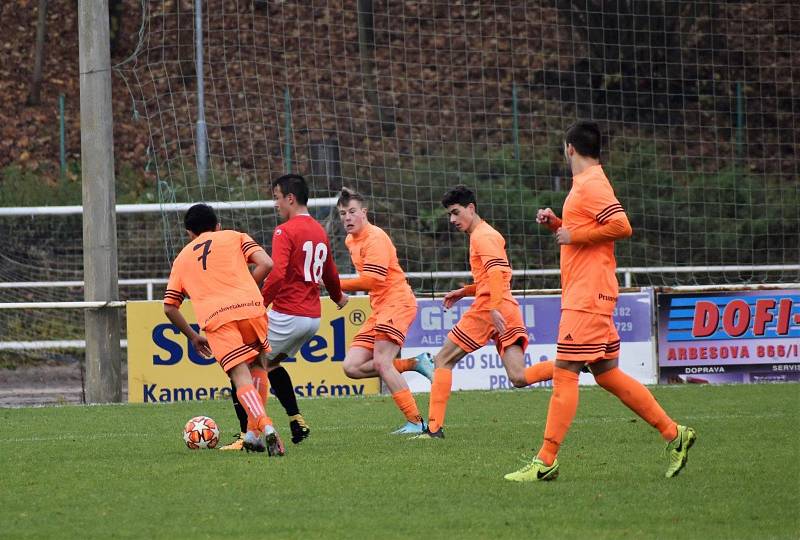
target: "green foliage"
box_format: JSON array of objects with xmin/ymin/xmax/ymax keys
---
[
  {"xmin": 0, "ymin": 165, "xmax": 82, "ymax": 206},
  {"xmin": 606, "ymin": 141, "xmax": 799, "ymax": 275},
  {"xmin": 0, "ymin": 162, "xmax": 162, "ymax": 206},
  {"xmin": 0, "ymin": 385, "xmax": 798, "ymax": 538}
]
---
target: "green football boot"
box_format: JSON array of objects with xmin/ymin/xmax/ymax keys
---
[
  {"xmin": 665, "ymin": 425, "xmax": 697, "ymax": 478},
  {"xmin": 504, "ymin": 457, "xmax": 559, "ymax": 482}
]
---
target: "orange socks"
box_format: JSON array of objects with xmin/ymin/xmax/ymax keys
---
[
  {"xmin": 595, "ymin": 367, "xmax": 678, "ymax": 441},
  {"xmin": 251, "ymin": 367, "xmax": 269, "ymax": 406},
  {"xmin": 392, "ymin": 388, "xmax": 423, "ymax": 424},
  {"xmin": 236, "ymin": 382, "xmax": 270, "ymax": 433},
  {"xmin": 427, "ymin": 368, "xmax": 453, "ymax": 433},
  {"xmin": 393, "ymin": 357, "xmax": 416, "ymax": 373},
  {"xmin": 524, "ymin": 360, "xmax": 554, "ymax": 385},
  {"xmin": 538, "ymin": 367, "xmax": 580, "ymax": 466}
]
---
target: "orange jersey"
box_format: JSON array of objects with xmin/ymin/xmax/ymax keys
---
[
  {"xmin": 344, "ymin": 223, "xmax": 415, "ymax": 310},
  {"xmin": 164, "ymin": 230, "xmax": 266, "ymax": 331},
  {"xmin": 468, "ymin": 220, "xmax": 514, "ymax": 307},
  {"xmin": 560, "ymin": 164, "xmax": 629, "ymax": 315}
]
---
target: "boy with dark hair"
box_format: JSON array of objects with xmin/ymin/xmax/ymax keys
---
[
  {"xmin": 221, "ymin": 174, "xmax": 347, "ymax": 450},
  {"xmin": 164, "ymin": 203, "xmax": 284, "ymax": 455},
  {"xmin": 413, "ymin": 185, "xmax": 555, "ymax": 439},
  {"xmin": 505, "ymin": 121, "xmax": 695, "ymax": 482}
]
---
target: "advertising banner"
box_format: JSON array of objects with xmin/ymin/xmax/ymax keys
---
[
  {"xmin": 126, "ymin": 297, "xmax": 379, "ymax": 403},
  {"xmin": 657, "ymin": 289, "xmax": 800, "ymax": 384},
  {"xmin": 402, "ymin": 291, "xmax": 656, "ymax": 392}
]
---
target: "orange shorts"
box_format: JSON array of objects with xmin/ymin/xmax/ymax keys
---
[
  {"xmin": 205, "ymin": 316, "xmax": 271, "ymax": 373},
  {"xmin": 352, "ymin": 302, "xmax": 417, "ymax": 350},
  {"xmin": 448, "ymin": 298, "xmax": 529, "ymax": 356},
  {"xmin": 556, "ymin": 309, "xmax": 620, "ymax": 363}
]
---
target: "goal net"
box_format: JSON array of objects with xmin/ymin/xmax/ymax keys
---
[
  {"xmin": 116, "ymin": 1, "xmax": 798, "ymax": 291},
  {"xmin": 3, "ymin": 1, "xmax": 797, "ymax": 371}
]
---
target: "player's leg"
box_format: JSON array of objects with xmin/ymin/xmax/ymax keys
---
[
  {"xmin": 591, "ymin": 357, "xmax": 678, "ymax": 441},
  {"xmin": 504, "ymin": 310, "xmax": 595, "ymax": 481},
  {"xmin": 351, "ymin": 350, "xmax": 434, "ymax": 382},
  {"xmin": 342, "ymin": 346, "xmax": 378, "ymax": 378},
  {"xmin": 590, "ymin": 330, "xmax": 695, "ymax": 477},
  {"xmin": 373, "ymin": 339, "xmax": 425, "ymax": 434},
  {"xmin": 496, "ymin": 301, "xmax": 553, "ymax": 387},
  {"xmin": 265, "ymin": 311, "xmax": 318, "ymax": 444},
  {"xmin": 218, "ymin": 381, "xmax": 249, "ymax": 450},
  {"xmin": 343, "ymin": 308, "xmax": 434, "ymax": 382},
  {"xmin": 416, "ymin": 307, "xmax": 494, "ymax": 439},
  {"xmin": 206, "ymin": 317, "xmax": 283, "ymax": 456},
  {"xmin": 504, "ymin": 358, "xmax": 579, "ymax": 482},
  {"xmin": 413, "ymin": 338, "xmax": 469, "ymax": 439},
  {"xmin": 392, "ymin": 352, "xmax": 435, "ymax": 382}
]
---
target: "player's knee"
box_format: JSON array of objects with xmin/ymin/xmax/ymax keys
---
[
  {"xmin": 342, "ymin": 358, "xmax": 361, "ymax": 378},
  {"xmin": 373, "ymin": 361, "xmax": 388, "ymax": 378},
  {"xmin": 508, "ymin": 371, "xmax": 528, "ymax": 388}
]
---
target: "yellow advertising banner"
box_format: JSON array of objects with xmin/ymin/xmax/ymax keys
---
[{"xmin": 126, "ymin": 297, "xmax": 378, "ymax": 403}]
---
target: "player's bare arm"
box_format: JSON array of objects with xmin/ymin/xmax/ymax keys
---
[
  {"xmin": 490, "ymin": 308, "xmax": 507, "ymax": 334},
  {"xmin": 443, "ymin": 287, "xmax": 466, "ymax": 309},
  {"xmin": 163, "ymin": 303, "xmax": 212, "ymax": 357},
  {"xmin": 555, "ymin": 227, "xmax": 572, "ymax": 245},
  {"xmin": 249, "ymin": 249, "xmax": 273, "ymax": 286}
]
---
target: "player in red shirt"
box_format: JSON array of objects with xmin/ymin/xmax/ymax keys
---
[{"xmin": 221, "ymin": 174, "xmax": 347, "ymax": 450}]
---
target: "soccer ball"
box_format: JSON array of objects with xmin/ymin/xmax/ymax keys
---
[{"xmin": 183, "ymin": 416, "xmax": 220, "ymax": 449}]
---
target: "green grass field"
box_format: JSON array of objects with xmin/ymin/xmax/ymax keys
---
[{"xmin": 1, "ymin": 384, "xmax": 798, "ymax": 539}]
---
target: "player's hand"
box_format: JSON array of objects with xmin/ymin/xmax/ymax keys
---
[
  {"xmin": 536, "ymin": 208, "xmax": 557, "ymax": 225},
  {"xmin": 190, "ymin": 333, "xmax": 213, "ymax": 358},
  {"xmin": 555, "ymin": 227, "xmax": 572, "ymax": 245},
  {"xmin": 490, "ymin": 309, "xmax": 507, "ymax": 335},
  {"xmin": 335, "ymin": 293, "xmax": 349, "ymax": 310},
  {"xmin": 443, "ymin": 288, "xmax": 465, "ymax": 310}
]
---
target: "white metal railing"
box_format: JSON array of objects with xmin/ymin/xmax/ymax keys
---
[
  {"xmin": 0, "ymin": 198, "xmax": 339, "ymax": 216},
  {"xmin": 1, "ymin": 269, "xmax": 797, "ymax": 352},
  {"xmin": 1, "ymin": 264, "xmax": 797, "ymax": 300}
]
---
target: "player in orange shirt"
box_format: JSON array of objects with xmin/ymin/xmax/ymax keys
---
[
  {"xmin": 413, "ymin": 185, "xmax": 555, "ymax": 439},
  {"xmin": 504, "ymin": 121, "xmax": 695, "ymax": 482},
  {"xmin": 336, "ymin": 188, "xmax": 435, "ymax": 434},
  {"xmin": 163, "ymin": 203, "xmax": 284, "ymax": 456}
]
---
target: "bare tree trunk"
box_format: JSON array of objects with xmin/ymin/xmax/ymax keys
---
[
  {"xmin": 357, "ymin": 0, "xmax": 395, "ymax": 136},
  {"xmin": 27, "ymin": 0, "xmax": 48, "ymax": 106},
  {"xmin": 176, "ymin": 0, "xmax": 196, "ymax": 84},
  {"xmin": 108, "ymin": 0, "xmax": 124, "ymax": 56}
]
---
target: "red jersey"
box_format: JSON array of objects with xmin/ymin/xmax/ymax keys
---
[{"xmin": 261, "ymin": 214, "xmax": 342, "ymax": 318}]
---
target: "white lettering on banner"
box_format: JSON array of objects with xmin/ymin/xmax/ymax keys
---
[
  {"xmin": 403, "ymin": 341, "xmax": 656, "ymax": 391},
  {"xmin": 421, "ymin": 303, "xmax": 536, "ymax": 331},
  {"xmin": 421, "ymin": 334, "xmax": 445, "ymax": 345},
  {"xmin": 773, "ymin": 364, "xmax": 800, "ymax": 371},
  {"xmin": 683, "ymin": 366, "xmax": 725, "ymax": 374},
  {"xmin": 421, "ymin": 306, "xmax": 463, "ymax": 330}
]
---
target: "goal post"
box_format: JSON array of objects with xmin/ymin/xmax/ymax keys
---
[{"xmin": 79, "ymin": 0, "xmax": 121, "ymax": 403}]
